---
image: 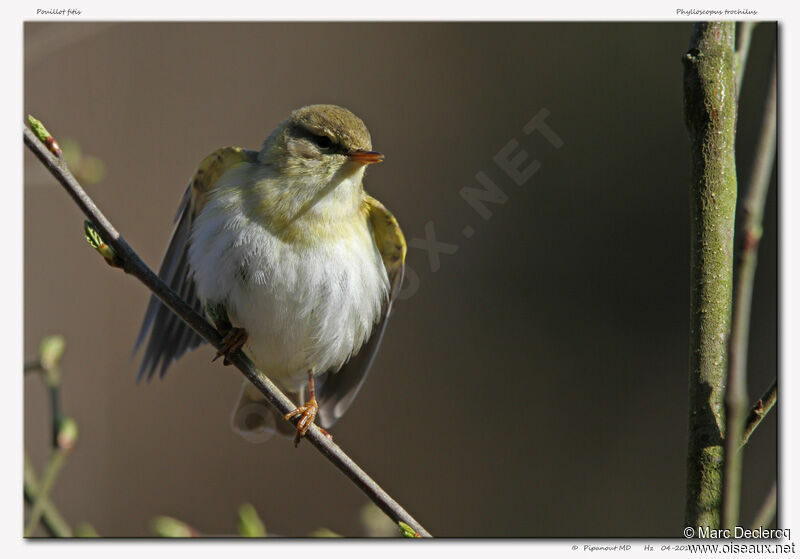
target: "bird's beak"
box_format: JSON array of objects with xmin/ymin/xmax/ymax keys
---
[{"xmin": 348, "ymin": 150, "xmax": 384, "ymax": 165}]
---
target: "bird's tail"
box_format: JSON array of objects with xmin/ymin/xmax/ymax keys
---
[{"xmin": 230, "ymin": 380, "xmax": 300, "ymax": 442}]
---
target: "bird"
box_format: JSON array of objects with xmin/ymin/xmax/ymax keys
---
[{"xmin": 135, "ymin": 104, "xmax": 406, "ymax": 445}]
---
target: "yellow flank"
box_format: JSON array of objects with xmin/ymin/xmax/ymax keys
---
[
  {"xmin": 190, "ymin": 147, "xmax": 257, "ymax": 218},
  {"xmin": 363, "ymin": 195, "xmax": 407, "ymax": 280}
]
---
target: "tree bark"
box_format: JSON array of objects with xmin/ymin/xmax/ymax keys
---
[{"xmin": 683, "ymin": 22, "xmax": 738, "ymax": 530}]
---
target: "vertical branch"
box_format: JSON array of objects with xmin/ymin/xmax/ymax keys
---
[
  {"xmin": 683, "ymin": 22, "xmax": 738, "ymax": 530},
  {"xmin": 735, "ymin": 22, "xmax": 756, "ymax": 95},
  {"xmin": 751, "ymin": 482, "xmax": 777, "ymax": 530},
  {"xmin": 722, "ymin": 52, "xmax": 777, "ymax": 530}
]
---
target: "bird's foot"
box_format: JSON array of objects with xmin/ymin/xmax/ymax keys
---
[
  {"xmin": 284, "ymin": 371, "xmax": 333, "ymax": 447},
  {"xmin": 212, "ymin": 327, "xmax": 248, "ymax": 365},
  {"xmin": 284, "ymin": 398, "xmax": 318, "ymax": 447}
]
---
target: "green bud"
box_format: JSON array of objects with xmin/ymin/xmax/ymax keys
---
[
  {"xmin": 27, "ymin": 115, "xmax": 62, "ymax": 158},
  {"xmin": 309, "ymin": 527, "xmax": 342, "ymax": 538},
  {"xmin": 84, "ymin": 221, "xmax": 121, "ymax": 267},
  {"xmin": 398, "ymin": 521, "xmax": 420, "ymax": 538},
  {"xmin": 39, "ymin": 335, "xmax": 66, "ymax": 372},
  {"xmin": 56, "ymin": 417, "xmax": 78, "ymax": 451},
  {"xmin": 236, "ymin": 503, "xmax": 266, "ymax": 537},
  {"xmin": 151, "ymin": 516, "xmax": 194, "ymax": 538}
]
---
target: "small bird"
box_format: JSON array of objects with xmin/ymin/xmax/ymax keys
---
[{"xmin": 135, "ymin": 105, "xmax": 406, "ymax": 445}]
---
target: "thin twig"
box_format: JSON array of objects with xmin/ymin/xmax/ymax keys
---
[
  {"xmin": 24, "ymin": 449, "xmax": 69, "ymax": 537},
  {"xmin": 23, "ymin": 127, "xmax": 432, "ymax": 538},
  {"xmin": 43, "ymin": 371, "xmax": 65, "ymax": 451},
  {"xmin": 751, "ymin": 481, "xmax": 777, "ymax": 530},
  {"xmin": 683, "ymin": 22, "xmax": 738, "ymax": 530},
  {"xmin": 735, "ymin": 22, "xmax": 757, "ymax": 95},
  {"xmin": 24, "ymin": 360, "xmax": 42, "ymax": 373},
  {"xmin": 741, "ymin": 379, "xmax": 777, "ymax": 449},
  {"xmin": 25, "ymin": 335, "xmax": 73, "ymax": 537},
  {"xmin": 23, "ymin": 455, "xmax": 72, "ymax": 537},
  {"xmin": 721, "ymin": 49, "xmax": 777, "ymax": 531}
]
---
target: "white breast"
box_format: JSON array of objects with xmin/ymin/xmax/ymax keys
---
[{"xmin": 188, "ymin": 190, "xmax": 389, "ymax": 392}]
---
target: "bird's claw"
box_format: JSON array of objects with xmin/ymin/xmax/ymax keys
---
[
  {"xmin": 284, "ymin": 399, "xmax": 319, "ymax": 447},
  {"xmin": 283, "ymin": 371, "xmax": 333, "ymax": 447},
  {"xmin": 212, "ymin": 327, "xmax": 248, "ymax": 365}
]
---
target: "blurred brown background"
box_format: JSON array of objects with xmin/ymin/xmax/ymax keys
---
[{"xmin": 23, "ymin": 22, "xmax": 778, "ymax": 537}]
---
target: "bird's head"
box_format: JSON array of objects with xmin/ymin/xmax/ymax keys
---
[{"xmin": 259, "ymin": 104, "xmax": 383, "ymax": 185}]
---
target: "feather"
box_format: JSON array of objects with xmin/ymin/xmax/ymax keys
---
[{"xmin": 134, "ymin": 147, "xmax": 257, "ymax": 380}]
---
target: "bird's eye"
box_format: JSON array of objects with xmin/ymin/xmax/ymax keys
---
[{"xmin": 313, "ymin": 135, "xmax": 334, "ymax": 149}]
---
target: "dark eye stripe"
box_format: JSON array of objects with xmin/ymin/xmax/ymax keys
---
[{"xmin": 290, "ymin": 125, "xmax": 340, "ymax": 152}]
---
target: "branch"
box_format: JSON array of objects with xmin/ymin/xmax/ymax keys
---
[
  {"xmin": 23, "ymin": 455, "xmax": 72, "ymax": 537},
  {"xmin": 24, "ymin": 335, "xmax": 76, "ymax": 537},
  {"xmin": 24, "ymin": 360, "xmax": 42, "ymax": 373},
  {"xmin": 740, "ymin": 379, "xmax": 777, "ymax": 449},
  {"xmin": 23, "ymin": 126, "xmax": 432, "ymax": 538},
  {"xmin": 735, "ymin": 22, "xmax": 757, "ymax": 95},
  {"xmin": 24, "ymin": 447, "xmax": 71, "ymax": 537},
  {"xmin": 721, "ymin": 48, "xmax": 777, "ymax": 531},
  {"xmin": 751, "ymin": 481, "xmax": 777, "ymax": 530},
  {"xmin": 683, "ymin": 22, "xmax": 738, "ymax": 530}
]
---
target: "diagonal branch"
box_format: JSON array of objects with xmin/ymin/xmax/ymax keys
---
[
  {"xmin": 24, "ymin": 454, "xmax": 73, "ymax": 537},
  {"xmin": 740, "ymin": 379, "xmax": 777, "ymax": 449},
  {"xmin": 24, "ymin": 447, "xmax": 70, "ymax": 537},
  {"xmin": 24, "ymin": 126, "xmax": 432, "ymax": 538}
]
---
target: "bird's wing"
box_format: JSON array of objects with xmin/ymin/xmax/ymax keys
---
[
  {"xmin": 316, "ymin": 195, "xmax": 407, "ymax": 428},
  {"xmin": 134, "ymin": 147, "xmax": 258, "ymax": 381}
]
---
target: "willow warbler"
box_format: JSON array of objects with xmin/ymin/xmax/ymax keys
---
[{"xmin": 135, "ymin": 105, "xmax": 406, "ymax": 444}]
